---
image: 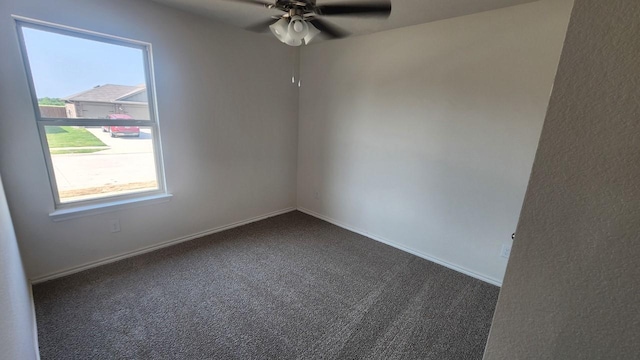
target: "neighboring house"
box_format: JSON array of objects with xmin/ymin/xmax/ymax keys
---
[{"xmin": 63, "ymin": 84, "xmax": 149, "ymax": 120}]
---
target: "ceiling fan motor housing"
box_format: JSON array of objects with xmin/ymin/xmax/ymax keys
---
[{"xmin": 274, "ymin": 0, "xmax": 316, "ymax": 16}]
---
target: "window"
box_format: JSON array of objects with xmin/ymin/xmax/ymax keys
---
[{"xmin": 16, "ymin": 18, "xmax": 167, "ymax": 213}]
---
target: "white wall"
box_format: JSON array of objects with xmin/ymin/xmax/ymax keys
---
[
  {"xmin": 297, "ymin": 0, "xmax": 573, "ymax": 284},
  {"xmin": 484, "ymin": 0, "xmax": 640, "ymax": 358},
  {"xmin": 0, "ymin": 175, "xmax": 38, "ymax": 360},
  {"xmin": 0, "ymin": 0, "xmax": 299, "ymax": 279}
]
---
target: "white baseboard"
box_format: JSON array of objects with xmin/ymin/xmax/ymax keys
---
[
  {"xmin": 297, "ymin": 207, "xmax": 502, "ymax": 287},
  {"xmin": 30, "ymin": 207, "xmax": 296, "ymax": 284},
  {"xmin": 28, "ymin": 281, "xmax": 41, "ymax": 360},
  {"xmin": 31, "ymin": 206, "xmax": 502, "ymax": 287}
]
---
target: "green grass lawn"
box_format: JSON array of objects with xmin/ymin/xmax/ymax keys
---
[
  {"xmin": 49, "ymin": 148, "xmax": 105, "ymax": 155},
  {"xmin": 45, "ymin": 126, "xmax": 107, "ymax": 149}
]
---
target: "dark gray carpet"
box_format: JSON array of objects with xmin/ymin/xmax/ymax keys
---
[{"xmin": 34, "ymin": 211, "xmax": 499, "ymax": 359}]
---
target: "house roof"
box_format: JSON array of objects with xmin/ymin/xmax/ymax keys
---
[{"xmin": 63, "ymin": 84, "xmax": 146, "ymax": 103}]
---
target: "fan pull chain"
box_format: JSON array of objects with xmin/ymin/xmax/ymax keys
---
[{"xmin": 291, "ymin": 46, "xmax": 301, "ymax": 88}]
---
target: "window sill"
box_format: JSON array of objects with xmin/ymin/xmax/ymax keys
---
[{"xmin": 49, "ymin": 193, "xmax": 173, "ymax": 222}]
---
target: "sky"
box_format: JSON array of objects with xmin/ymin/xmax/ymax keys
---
[{"xmin": 22, "ymin": 27, "xmax": 147, "ymax": 99}]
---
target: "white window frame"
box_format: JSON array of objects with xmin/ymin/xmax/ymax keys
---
[{"xmin": 15, "ymin": 16, "xmax": 169, "ymax": 217}]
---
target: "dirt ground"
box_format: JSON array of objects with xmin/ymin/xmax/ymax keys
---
[{"xmin": 59, "ymin": 181, "xmax": 158, "ymax": 201}]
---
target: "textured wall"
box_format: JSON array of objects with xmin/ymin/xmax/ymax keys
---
[
  {"xmin": 0, "ymin": 175, "xmax": 38, "ymax": 360},
  {"xmin": 297, "ymin": 0, "xmax": 573, "ymax": 284},
  {"xmin": 484, "ymin": 0, "xmax": 640, "ymax": 358},
  {"xmin": 0, "ymin": 0, "xmax": 298, "ymax": 279}
]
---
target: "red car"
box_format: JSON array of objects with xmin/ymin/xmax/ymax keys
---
[{"xmin": 102, "ymin": 114, "xmax": 140, "ymax": 137}]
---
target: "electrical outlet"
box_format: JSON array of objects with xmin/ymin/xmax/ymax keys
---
[
  {"xmin": 500, "ymin": 244, "xmax": 511, "ymax": 258},
  {"xmin": 109, "ymin": 219, "xmax": 121, "ymax": 233}
]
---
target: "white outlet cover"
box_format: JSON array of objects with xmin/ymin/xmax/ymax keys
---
[
  {"xmin": 109, "ymin": 219, "xmax": 121, "ymax": 233},
  {"xmin": 500, "ymin": 244, "xmax": 511, "ymax": 258}
]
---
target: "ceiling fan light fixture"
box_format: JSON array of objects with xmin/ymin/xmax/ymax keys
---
[{"xmin": 269, "ymin": 15, "xmax": 310, "ymax": 47}]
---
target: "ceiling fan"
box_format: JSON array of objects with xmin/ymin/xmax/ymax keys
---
[{"xmin": 229, "ymin": 0, "xmax": 392, "ymax": 46}]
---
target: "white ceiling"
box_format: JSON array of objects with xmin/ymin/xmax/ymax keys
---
[{"xmin": 150, "ymin": 0, "xmax": 537, "ymax": 39}]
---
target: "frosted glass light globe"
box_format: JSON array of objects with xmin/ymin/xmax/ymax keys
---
[{"xmin": 287, "ymin": 16, "xmax": 308, "ymax": 41}]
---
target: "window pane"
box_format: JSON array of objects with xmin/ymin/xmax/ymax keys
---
[
  {"xmin": 45, "ymin": 125, "xmax": 159, "ymax": 203},
  {"xmin": 22, "ymin": 27, "xmax": 151, "ymax": 120}
]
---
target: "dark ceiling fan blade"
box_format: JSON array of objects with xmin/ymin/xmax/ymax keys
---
[
  {"xmin": 228, "ymin": 0, "xmax": 274, "ymax": 7},
  {"xmin": 315, "ymin": 2, "xmax": 391, "ymax": 17},
  {"xmin": 309, "ymin": 18, "xmax": 350, "ymax": 39},
  {"xmin": 245, "ymin": 18, "xmax": 277, "ymax": 32}
]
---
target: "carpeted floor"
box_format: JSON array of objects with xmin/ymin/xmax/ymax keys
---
[{"xmin": 34, "ymin": 211, "xmax": 499, "ymax": 359}]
